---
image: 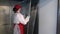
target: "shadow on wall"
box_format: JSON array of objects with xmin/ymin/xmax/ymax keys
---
[{"xmin": 40, "ymin": 0, "xmax": 52, "ymax": 8}]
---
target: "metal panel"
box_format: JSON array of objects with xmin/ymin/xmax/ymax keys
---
[{"xmin": 0, "ymin": 2, "xmax": 12, "ymax": 34}]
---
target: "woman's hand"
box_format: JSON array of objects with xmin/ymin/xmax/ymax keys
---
[{"xmin": 26, "ymin": 16, "xmax": 30, "ymax": 21}]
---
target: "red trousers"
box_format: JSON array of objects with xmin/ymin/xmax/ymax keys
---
[{"xmin": 14, "ymin": 23, "xmax": 24, "ymax": 34}]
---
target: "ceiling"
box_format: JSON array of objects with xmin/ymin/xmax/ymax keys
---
[{"xmin": 0, "ymin": 0, "xmax": 39, "ymax": 7}]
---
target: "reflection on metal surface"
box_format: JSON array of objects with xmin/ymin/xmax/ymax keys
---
[
  {"xmin": 0, "ymin": 1, "xmax": 38, "ymax": 34},
  {"xmin": 0, "ymin": 6, "xmax": 10, "ymax": 25},
  {"xmin": 27, "ymin": 6, "xmax": 37, "ymax": 34},
  {"xmin": 0, "ymin": 2, "xmax": 11, "ymax": 34}
]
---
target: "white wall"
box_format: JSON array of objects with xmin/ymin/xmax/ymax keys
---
[{"xmin": 38, "ymin": 0, "xmax": 57, "ymax": 34}]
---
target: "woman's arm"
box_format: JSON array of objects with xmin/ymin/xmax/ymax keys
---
[{"xmin": 17, "ymin": 14, "xmax": 30, "ymax": 25}]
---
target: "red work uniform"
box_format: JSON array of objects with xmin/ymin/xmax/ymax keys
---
[{"xmin": 13, "ymin": 13, "xmax": 30, "ymax": 34}]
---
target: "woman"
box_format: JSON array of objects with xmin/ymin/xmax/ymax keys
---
[{"xmin": 13, "ymin": 4, "xmax": 30, "ymax": 34}]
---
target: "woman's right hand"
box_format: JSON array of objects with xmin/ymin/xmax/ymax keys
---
[{"xmin": 26, "ymin": 16, "xmax": 30, "ymax": 21}]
